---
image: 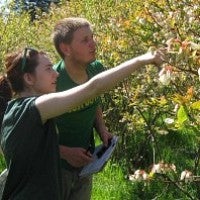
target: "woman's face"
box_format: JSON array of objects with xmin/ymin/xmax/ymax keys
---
[{"xmin": 30, "ymin": 54, "xmax": 59, "ymax": 94}]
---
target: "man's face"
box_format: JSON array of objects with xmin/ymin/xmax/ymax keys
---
[{"xmin": 68, "ymin": 26, "xmax": 96, "ymax": 65}]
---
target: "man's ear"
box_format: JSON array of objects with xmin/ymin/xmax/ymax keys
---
[
  {"xmin": 23, "ymin": 73, "xmax": 35, "ymax": 86},
  {"xmin": 59, "ymin": 43, "xmax": 70, "ymax": 56}
]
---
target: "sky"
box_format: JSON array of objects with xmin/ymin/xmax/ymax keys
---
[
  {"xmin": 0, "ymin": 0, "xmax": 7, "ymax": 9},
  {"xmin": 0, "ymin": 0, "xmax": 12, "ymax": 8},
  {"xmin": 0, "ymin": 0, "xmax": 11, "ymax": 14},
  {"xmin": 0, "ymin": 0, "xmax": 6, "ymax": 7}
]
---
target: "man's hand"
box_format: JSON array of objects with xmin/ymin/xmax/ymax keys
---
[
  {"xmin": 99, "ymin": 129, "xmax": 113, "ymax": 147},
  {"xmin": 59, "ymin": 145, "xmax": 93, "ymax": 168}
]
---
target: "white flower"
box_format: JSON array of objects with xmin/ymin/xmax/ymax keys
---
[
  {"xmin": 159, "ymin": 68, "xmax": 172, "ymax": 85},
  {"xmin": 157, "ymin": 129, "xmax": 169, "ymax": 135},
  {"xmin": 180, "ymin": 170, "xmax": 193, "ymax": 183},
  {"xmin": 151, "ymin": 164, "xmax": 162, "ymax": 173},
  {"xmin": 189, "ymin": 42, "xmax": 200, "ymax": 51},
  {"xmin": 138, "ymin": 18, "xmax": 146, "ymax": 24},
  {"xmin": 164, "ymin": 118, "xmax": 174, "ymax": 124},
  {"xmin": 198, "ymin": 68, "xmax": 200, "ymax": 81},
  {"xmin": 173, "ymin": 104, "xmax": 179, "ymax": 112},
  {"xmin": 151, "ymin": 162, "xmax": 176, "ymax": 174},
  {"xmin": 129, "ymin": 174, "xmax": 135, "ymax": 181},
  {"xmin": 142, "ymin": 172, "xmax": 148, "ymax": 180},
  {"xmin": 129, "ymin": 170, "xmax": 149, "ymax": 181}
]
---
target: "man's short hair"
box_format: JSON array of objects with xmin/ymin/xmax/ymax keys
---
[{"xmin": 52, "ymin": 17, "xmax": 92, "ymax": 59}]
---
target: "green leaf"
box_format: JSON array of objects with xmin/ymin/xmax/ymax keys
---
[{"xmin": 177, "ymin": 105, "xmax": 188, "ymax": 125}]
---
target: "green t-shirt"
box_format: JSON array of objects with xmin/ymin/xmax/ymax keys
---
[
  {"xmin": 53, "ymin": 60, "xmax": 104, "ymax": 170},
  {"xmin": 0, "ymin": 97, "xmax": 62, "ymax": 200}
]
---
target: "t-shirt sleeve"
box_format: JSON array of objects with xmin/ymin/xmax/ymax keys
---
[
  {"xmin": 3, "ymin": 97, "xmax": 42, "ymax": 159},
  {"xmin": 1, "ymin": 98, "xmax": 43, "ymax": 191}
]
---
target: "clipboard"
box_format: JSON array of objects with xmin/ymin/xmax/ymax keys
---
[{"xmin": 79, "ymin": 136, "xmax": 119, "ymax": 177}]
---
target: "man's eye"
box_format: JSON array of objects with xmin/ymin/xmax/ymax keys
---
[
  {"xmin": 46, "ymin": 67, "xmax": 52, "ymax": 71},
  {"xmin": 83, "ymin": 38, "xmax": 88, "ymax": 43}
]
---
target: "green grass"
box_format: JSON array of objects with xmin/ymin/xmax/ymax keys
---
[
  {"xmin": 0, "ymin": 154, "xmax": 132, "ymax": 199},
  {"xmin": 0, "ymin": 155, "xmax": 6, "ymax": 173},
  {"xmin": 92, "ymin": 161, "xmax": 132, "ymax": 200}
]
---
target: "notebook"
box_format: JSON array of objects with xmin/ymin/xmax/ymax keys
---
[{"xmin": 79, "ymin": 135, "xmax": 119, "ymax": 177}]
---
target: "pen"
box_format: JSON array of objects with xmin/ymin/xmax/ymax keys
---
[{"xmin": 86, "ymin": 145, "xmax": 92, "ymax": 157}]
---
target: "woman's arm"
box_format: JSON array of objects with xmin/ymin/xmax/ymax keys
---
[{"xmin": 35, "ymin": 50, "xmax": 165, "ymax": 122}]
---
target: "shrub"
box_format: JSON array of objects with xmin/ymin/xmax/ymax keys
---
[{"xmin": 0, "ymin": 0, "xmax": 200, "ymax": 199}]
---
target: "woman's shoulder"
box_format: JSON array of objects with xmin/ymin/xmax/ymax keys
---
[
  {"xmin": 6, "ymin": 97, "xmax": 38, "ymax": 116},
  {"xmin": 8, "ymin": 97, "xmax": 37, "ymax": 108},
  {"xmin": 3, "ymin": 97, "xmax": 41, "ymax": 127}
]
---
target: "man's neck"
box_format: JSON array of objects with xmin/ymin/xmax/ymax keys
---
[{"xmin": 64, "ymin": 59, "xmax": 89, "ymax": 84}]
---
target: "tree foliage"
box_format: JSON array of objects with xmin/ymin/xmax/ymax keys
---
[{"xmin": 0, "ymin": 0, "xmax": 200, "ymax": 199}]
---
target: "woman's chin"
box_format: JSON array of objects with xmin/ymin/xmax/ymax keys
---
[{"xmin": 44, "ymin": 88, "xmax": 56, "ymax": 94}]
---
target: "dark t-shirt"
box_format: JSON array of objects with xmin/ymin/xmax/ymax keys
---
[{"xmin": 0, "ymin": 97, "xmax": 62, "ymax": 200}]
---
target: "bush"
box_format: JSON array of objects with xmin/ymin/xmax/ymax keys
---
[{"xmin": 0, "ymin": 0, "xmax": 200, "ymax": 199}]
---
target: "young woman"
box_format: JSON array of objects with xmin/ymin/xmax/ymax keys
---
[{"xmin": 0, "ymin": 47, "xmax": 165, "ymax": 199}]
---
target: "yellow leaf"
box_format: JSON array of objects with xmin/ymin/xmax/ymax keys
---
[{"xmin": 191, "ymin": 101, "xmax": 200, "ymax": 110}]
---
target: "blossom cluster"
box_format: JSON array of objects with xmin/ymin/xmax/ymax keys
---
[{"xmin": 129, "ymin": 161, "xmax": 194, "ymax": 183}]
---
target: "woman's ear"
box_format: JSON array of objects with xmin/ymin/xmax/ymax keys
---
[
  {"xmin": 59, "ymin": 43, "xmax": 70, "ymax": 56},
  {"xmin": 23, "ymin": 73, "xmax": 35, "ymax": 86}
]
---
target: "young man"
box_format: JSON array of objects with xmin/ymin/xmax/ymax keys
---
[{"xmin": 52, "ymin": 17, "xmax": 112, "ymax": 200}]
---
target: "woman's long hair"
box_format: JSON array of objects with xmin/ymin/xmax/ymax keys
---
[{"xmin": 0, "ymin": 48, "xmax": 41, "ymax": 127}]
